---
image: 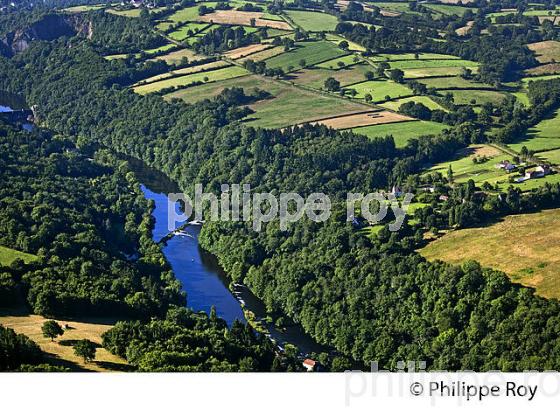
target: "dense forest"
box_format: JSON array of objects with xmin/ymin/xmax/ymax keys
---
[
  {"xmin": 0, "ymin": 121, "xmax": 184, "ymax": 317},
  {"xmin": 103, "ymin": 306, "xmax": 299, "ymax": 371}
]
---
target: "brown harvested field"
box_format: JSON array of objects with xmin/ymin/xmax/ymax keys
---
[
  {"xmin": 198, "ymin": 10, "xmax": 292, "ymax": 30},
  {"xmin": 419, "ymin": 209, "xmax": 560, "ymax": 299},
  {"xmin": 527, "ymin": 40, "xmax": 560, "ymax": 63},
  {"xmin": 538, "ymin": 16, "xmax": 560, "ymax": 25},
  {"xmin": 238, "ymin": 46, "xmax": 285, "ymax": 62},
  {"xmin": 311, "ymin": 110, "xmax": 413, "ymax": 129},
  {"xmin": 455, "ymin": 20, "xmax": 474, "ymax": 36},
  {"xmin": 150, "ymin": 48, "xmax": 206, "ymax": 65},
  {"xmin": 0, "ymin": 309, "xmax": 129, "ymax": 372},
  {"xmin": 525, "ymin": 63, "xmax": 560, "ymax": 76},
  {"xmin": 456, "ymin": 144, "xmax": 502, "ymax": 159},
  {"xmin": 223, "ymin": 43, "xmax": 272, "ymax": 59}
]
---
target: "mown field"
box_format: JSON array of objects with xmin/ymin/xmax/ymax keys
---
[
  {"xmin": 237, "ymin": 45, "xmax": 285, "ymax": 61},
  {"xmin": 428, "ymin": 144, "xmax": 511, "ymax": 185},
  {"xmin": 403, "ymin": 66, "xmax": 479, "ymax": 79},
  {"xmin": 164, "ymin": 73, "xmax": 282, "ymax": 102},
  {"xmin": 0, "ymin": 245, "xmax": 37, "ymax": 266},
  {"xmin": 168, "ymin": 22, "xmax": 210, "ymax": 41},
  {"xmin": 264, "ymin": 41, "xmax": 348, "ymax": 71},
  {"xmin": 134, "ymin": 65, "xmax": 249, "ymax": 94},
  {"xmin": 508, "ymin": 108, "xmax": 560, "ymax": 153},
  {"xmin": 157, "ymin": 3, "xmax": 218, "ymax": 28},
  {"xmin": 370, "ymin": 52, "xmax": 460, "ymax": 61},
  {"xmin": 245, "ymin": 85, "xmax": 368, "ymax": 128},
  {"xmin": 134, "ymin": 61, "xmax": 230, "ymax": 86},
  {"xmin": 446, "ymin": 89, "xmax": 508, "ymax": 106},
  {"xmin": 387, "ymin": 59, "xmax": 478, "ymax": 70},
  {"xmin": 315, "ymin": 54, "xmax": 362, "ymax": 69},
  {"xmin": 345, "ymin": 79, "xmax": 413, "ymax": 102},
  {"xmin": 379, "ymin": 95, "xmax": 447, "ymax": 111},
  {"xmin": 417, "ymin": 76, "xmax": 493, "ymax": 89},
  {"xmin": 325, "ymin": 33, "xmax": 366, "ymax": 51},
  {"xmin": 420, "ymin": 209, "xmax": 560, "ymax": 299},
  {"xmin": 351, "ymin": 120, "xmax": 448, "ymax": 147},
  {"xmin": 284, "ymin": 9, "xmax": 338, "ymax": 32},
  {"xmin": 165, "ymin": 74, "xmax": 368, "ymax": 128}
]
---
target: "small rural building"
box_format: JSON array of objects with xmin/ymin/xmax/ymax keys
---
[
  {"xmin": 302, "ymin": 358, "xmax": 318, "ymax": 372},
  {"xmin": 496, "ymin": 160, "xmax": 517, "ymax": 173},
  {"xmin": 535, "ymin": 165, "xmax": 551, "ymax": 176},
  {"xmin": 391, "ymin": 186, "xmax": 403, "ymax": 197}
]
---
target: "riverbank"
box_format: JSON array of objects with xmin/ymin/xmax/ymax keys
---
[{"xmin": 131, "ymin": 159, "xmax": 329, "ymax": 356}]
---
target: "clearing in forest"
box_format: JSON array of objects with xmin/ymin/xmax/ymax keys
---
[
  {"xmin": 419, "ymin": 209, "xmax": 560, "ymax": 299},
  {"xmin": 0, "ymin": 309, "xmax": 129, "ymax": 372},
  {"xmin": 527, "ymin": 41, "xmax": 560, "ymax": 64}
]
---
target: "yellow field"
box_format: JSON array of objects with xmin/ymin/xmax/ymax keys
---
[
  {"xmin": 420, "ymin": 209, "xmax": 560, "ymax": 299},
  {"xmin": 312, "ymin": 110, "xmax": 413, "ymax": 129},
  {"xmin": 198, "ymin": 10, "xmax": 292, "ymax": 30},
  {"xmin": 0, "ymin": 308, "xmax": 129, "ymax": 372}
]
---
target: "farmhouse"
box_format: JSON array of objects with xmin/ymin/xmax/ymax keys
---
[
  {"xmin": 496, "ymin": 160, "xmax": 517, "ymax": 173},
  {"xmin": 302, "ymin": 358, "xmax": 318, "ymax": 372},
  {"xmin": 516, "ymin": 165, "xmax": 552, "ymax": 182}
]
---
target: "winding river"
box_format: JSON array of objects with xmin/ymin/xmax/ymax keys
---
[{"xmin": 134, "ymin": 163, "xmax": 326, "ymax": 355}]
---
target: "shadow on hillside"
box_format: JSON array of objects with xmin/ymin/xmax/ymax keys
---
[
  {"xmin": 41, "ymin": 352, "xmax": 94, "ymax": 372},
  {"xmin": 96, "ymin": 361, "xmax": 135, "ymax": 372}
]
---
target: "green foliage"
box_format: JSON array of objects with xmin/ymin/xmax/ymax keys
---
[
  {"xmin": 102, "ymin": 307, "xmax": 291, "ymax": 371},
  {"xmin": 73, "ymin": 339, "xmax": 97, "ymax": 363},
  {"xmin": 0, "ymin": 122, "xmax": 183, "ymax": 317},
  {"xmin": 0, "ymin": 325, "xmax": 43, "ymax": 371},
  {"xmin": 41, "ymin": 320, "xmax": 64, "ymax": 341}
]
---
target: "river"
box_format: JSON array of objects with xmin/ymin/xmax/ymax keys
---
[
  {"xmin": 0, "ymin": 91, "xmax": 34, "ymax": 131},
  {"xmin": 0, "ymin": 91, "xmax": 26, "ymax": 112},
  {"xmin": 134, "ymin": 163, "xmax": 327, "ymax": 355}
]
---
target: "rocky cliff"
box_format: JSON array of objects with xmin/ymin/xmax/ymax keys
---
[{"xmin": 1, "ymin": 14, "xmax": 92, "ymax": 56}]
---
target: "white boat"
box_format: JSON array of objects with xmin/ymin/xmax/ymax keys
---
[{"xmin": 174, "ymin": 231, "xmax": 194, "ymax": 238}]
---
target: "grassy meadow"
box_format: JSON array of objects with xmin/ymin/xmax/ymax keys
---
[
  {"xmin": 345, "ymin": 79, "xmax": 413, "ymax": 102},
  {"xmin": 0, "ymin": 245, "xmax": 37, "ymax": 266},
  {"xmin": 351, "ymin": 120, "xmax": 448, "ymax": 147},
  {"xmin": 134, "ymin": 66, "xmax": 249, "ymax": 94},
  {"xmin": 284, "ymin": 10, "xmax": 339, "ymax": 31},
  {"xmin": 508, "ymin": 109, "xmax": 560, "ymax": 153},
  {"xmin": 420, "ymin": 209, "xmax": 560, "ymax": 299},
  {"xmin": 264, "ymin": 41, "xmax": 348, "ymax": 71},
  {"xmin": 0, "ymin": 309, "xmax": 129, "ymax": 372}
]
